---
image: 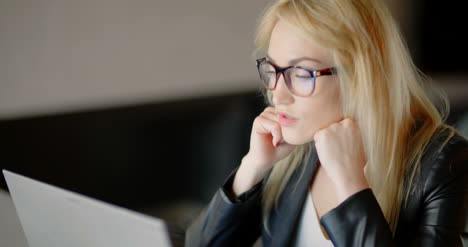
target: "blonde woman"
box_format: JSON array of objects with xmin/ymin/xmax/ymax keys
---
[{"xmin": 185, "ymin": 0, "xmax": 468, "ymax": 246}]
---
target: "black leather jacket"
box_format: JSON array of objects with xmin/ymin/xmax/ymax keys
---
[{"xmin": 185, "ymin": 129, "xmax": 468, "ymax": 246}]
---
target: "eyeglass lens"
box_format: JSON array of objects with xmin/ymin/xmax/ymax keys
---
[{"xmin": 258, "ymin": 62, "xmax": 315, "ymax": 96}]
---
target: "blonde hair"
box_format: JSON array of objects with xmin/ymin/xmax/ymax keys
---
[{"xmin": 254, "ymin": 0, "xmax": 455, "ymax": 235}]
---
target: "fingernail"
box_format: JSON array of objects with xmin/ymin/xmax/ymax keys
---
[{"xmin": 275, "ymin": 141, "xmax": 281, "ymax": 147}]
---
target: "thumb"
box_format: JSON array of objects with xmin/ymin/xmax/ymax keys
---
[{"xmin": 275, "ymin": 141, "xmax": 296, "ymax": 156}]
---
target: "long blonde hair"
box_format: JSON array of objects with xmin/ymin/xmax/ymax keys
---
[{"xmin": 254, "ymin": 0, "xmax": 455, "ymax": 235}]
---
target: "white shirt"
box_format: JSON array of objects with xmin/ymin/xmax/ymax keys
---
[{"xmin": 295, "ymin": 192, "xmax": 334, "ymax": 246}]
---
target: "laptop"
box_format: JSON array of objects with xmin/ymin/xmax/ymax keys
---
[{"xmin": 2, "ymin": 169, "xmax": 173, "ymax": 247}]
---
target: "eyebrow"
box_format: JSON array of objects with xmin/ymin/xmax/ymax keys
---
[{"xmin": 266, "ymin": 54, "xmax": 322, "ymax": 66}]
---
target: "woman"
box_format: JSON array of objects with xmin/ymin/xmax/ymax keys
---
[{"xmin": 185, "ymin": 0, "xmax": 468, "ymax": 246}]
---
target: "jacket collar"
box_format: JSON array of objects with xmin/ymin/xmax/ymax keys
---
[{"xmin": 264, "ymin": 145, "xmax": 319, "ymax": 246}]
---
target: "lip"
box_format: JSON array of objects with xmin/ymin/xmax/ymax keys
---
[{"xmin": 277, "ymin": 112, "xmax": 299, "ymax": 127}]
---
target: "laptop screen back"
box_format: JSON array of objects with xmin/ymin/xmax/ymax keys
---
[{"xmin": 3, "ymin": 170, "xmax": 172, "ymax": 247}]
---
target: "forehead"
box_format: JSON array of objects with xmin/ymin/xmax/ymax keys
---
[{"xmin": 268, "ymin": 20, "xmax": 331, "ymax": 66}]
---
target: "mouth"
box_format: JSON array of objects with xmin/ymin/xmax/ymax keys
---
[
  {"xmin": 278, "ymin": 112, "xmax": 298, "ymax": 120},
  {"xmin": 278, "ymin": 112, "xmax": 299, "ymax": 127}
]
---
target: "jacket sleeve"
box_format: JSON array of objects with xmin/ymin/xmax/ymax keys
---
[
  {"xmin": 320, "ymin": 136, "xmax": 468, "ymax": 247},
  {"xmin": 184, "ymin": 167, "xmax": 264, "ymax": 247}
]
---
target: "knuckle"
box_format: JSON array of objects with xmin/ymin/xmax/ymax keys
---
[
  {"xmin": 314, "ymin": 130, "xmax": 323, "ymax": 139},
  {"xmin": 264, "ymin": 106, "xmax": 275, "ymax": 112},
  {"xmin": 253, "ymin": 116, "xmax": 263, "ymax": 124},
  {"xmin": 322, "ymin": 129, "xmax": 331, "ymax": 135},
  {"xmin": 261, "ymin": 111, "xmax": 274, "ymax": 118}
]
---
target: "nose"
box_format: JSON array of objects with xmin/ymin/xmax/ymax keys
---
[{"xmin": 272, "ymin": 73, "xmax": 294, "ymax": 106}]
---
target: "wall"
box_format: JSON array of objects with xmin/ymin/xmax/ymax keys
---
[{"xmin": 0, "ymin": 0, "xmax": 269, "ymax": 120}]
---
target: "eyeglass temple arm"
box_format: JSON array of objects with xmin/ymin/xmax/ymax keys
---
[{"xmin": 316, "ymin": 67, "xmax": 337, "ymax": 76}]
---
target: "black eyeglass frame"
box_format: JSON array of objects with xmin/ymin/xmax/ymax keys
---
[{"xmin": 255, "ymin": 57, "xmax": 337, "ymax": 97}]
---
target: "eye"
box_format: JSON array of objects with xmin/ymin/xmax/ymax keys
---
[
  {"xmin": 291, "ymin": 69, "xmax": 313, "ymax": 81},
  {"xmin": 295, "ymin": 75, "xmax": 312, "ymax": 79}
]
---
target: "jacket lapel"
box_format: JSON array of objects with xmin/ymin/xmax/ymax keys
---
[{"xmin": 266, "ymin": 146, "xmax": 319, "ymax": 246}]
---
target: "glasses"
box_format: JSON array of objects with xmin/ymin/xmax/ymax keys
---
[{"xmin": 255, "ymin": 57, "xmax": 337, "ymax": 97}]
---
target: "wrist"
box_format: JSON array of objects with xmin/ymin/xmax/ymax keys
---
[
  {"xmin": 333, "ymin": 174, "xmax": 369, "ymax": 203},
  {"xmin": 241, "ymin": 154, "xmax": 271, "ymax": 175},
  {"xmin": 232, "ymin": 157, "xmax": 270, "ymax": 197}
]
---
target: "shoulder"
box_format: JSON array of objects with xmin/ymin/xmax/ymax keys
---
[{"xmin": 419, "ymin": 126, "xmax": 468, "ymax": 194}]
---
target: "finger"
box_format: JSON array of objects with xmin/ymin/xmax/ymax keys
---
[
  {"xmin": 263, "ymin": 106, "xmax": 276, "ymax": 114},
  {"xmin": 260, "ymin": 111, "xmax": 279, "ymax": 122},
  {"xmin": 335, "ymin": 117, "xmax": 346, "ymax": 124},
  {"xmin": 342, "ymin": 117, "xmax": 353, "ymax": 124},
  {"xmin": 313, "ymin": 127, "xmax": 328, "ymax": 142},
  {"xmin": 255, "ymin": 116, "xmax": 283, "ymax": 146}
]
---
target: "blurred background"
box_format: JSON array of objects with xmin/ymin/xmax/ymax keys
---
[{"xmin": 0, "ymin": 0, "xmax": 467, "ymax": 246}]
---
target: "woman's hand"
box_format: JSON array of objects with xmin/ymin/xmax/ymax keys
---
[
  {"xmin": 244, "ymin": 106, "xmax": 297, "ymax": 170},
  {"xmin": 232, "ymin": 106, "xmax": 296, "ymax": 196},
  {"xmin": 313, "ymin": 118, "xmax": 369, "ymax": 202}
]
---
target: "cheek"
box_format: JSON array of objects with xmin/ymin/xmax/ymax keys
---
[
  {"xmin": 285, "ymin": 82, "xmax": 343, "ymax": 144},
  {"xmin": 298, "ymin": 83, "xmax": 343, "ymax": 141}
]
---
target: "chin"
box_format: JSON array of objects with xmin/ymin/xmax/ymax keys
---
[{"xmin": 281, "ymin": 128, "xmax": 315, "ymax": 145}]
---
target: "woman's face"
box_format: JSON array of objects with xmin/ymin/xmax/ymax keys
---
[{"xmin": 268, "ymin": 20, "xmax": 343, "ymax": 145}]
